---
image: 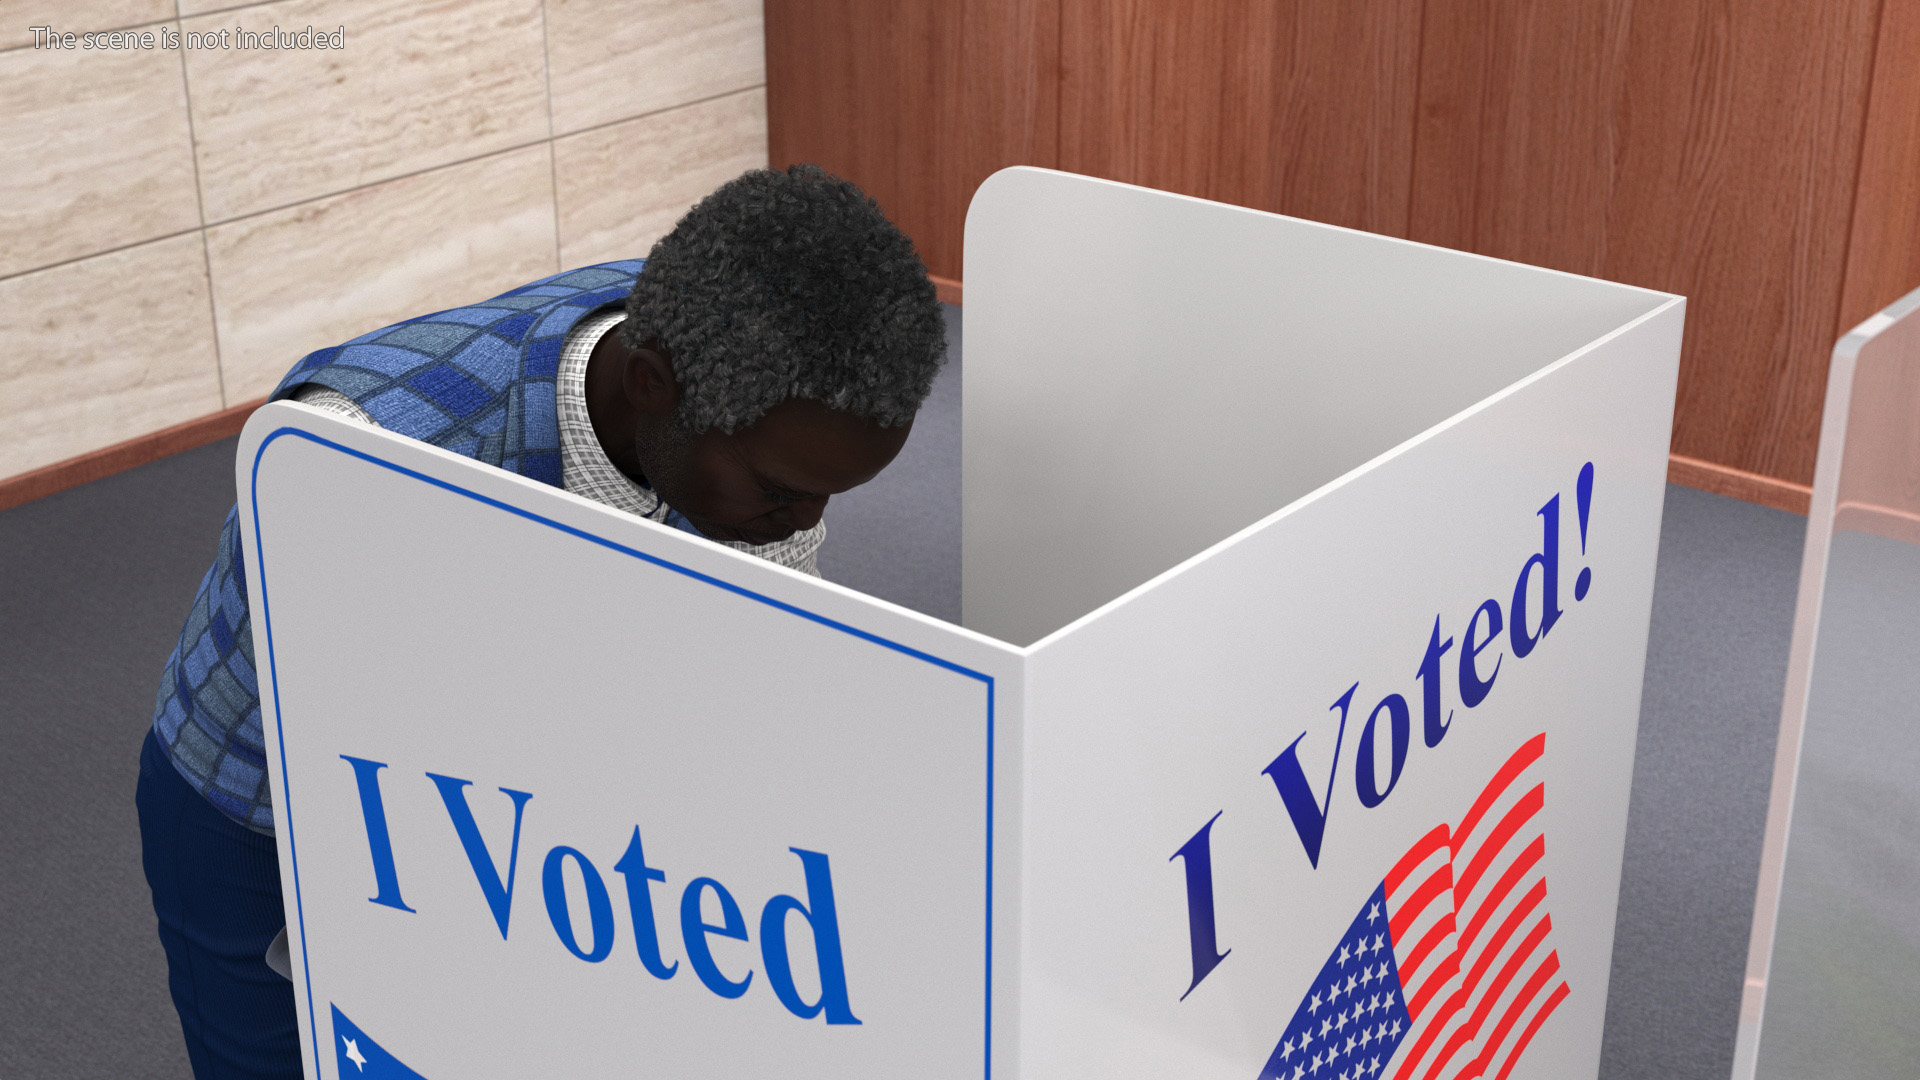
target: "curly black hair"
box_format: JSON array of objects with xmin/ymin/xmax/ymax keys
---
[{"xmin": 622, "ymin": 164, "xmax": 947, "ymax": 434}]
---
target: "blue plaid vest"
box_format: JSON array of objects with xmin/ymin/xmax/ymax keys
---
[{"xmin": 151, "ymin": 261, "xmax": 643, "ymax": 830}]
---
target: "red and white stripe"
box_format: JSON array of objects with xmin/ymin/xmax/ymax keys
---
[
  {"xmin": 1425, "ymin": 734, "xmax": 1569, "ymax": 1080},
  {"xmin": 1382, "ymin": 824, "xmax": 1470, "ymax": 1080}
]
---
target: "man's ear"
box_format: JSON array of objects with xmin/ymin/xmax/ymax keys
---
[{"xmin": 621, "ymin": 340, "xmax": 679, "ymax": 418}]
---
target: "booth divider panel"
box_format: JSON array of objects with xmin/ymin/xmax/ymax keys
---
[
  {"xmin": 962, "ymin": 168, "xmax": 1673, "ymax": 647},
  {"xmin": 994, "ymin": 177, "xmax": 1683, "ymax": 1078},
  {"xmin": 238, "ymin": 405, "xmax": 1022, "ymax": 1080},
  {"xmin": 1740, "ymin": 286, "xmax": 1920, "ymax": 1080}
]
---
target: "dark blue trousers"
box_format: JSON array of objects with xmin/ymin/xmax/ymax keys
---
[{"xmin": 137, "ymin": 728, "xmax": 304, "ymax": 1079}]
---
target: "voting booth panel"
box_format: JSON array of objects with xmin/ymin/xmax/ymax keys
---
[
  {"xmin": 964, "ymin": 170, "xmax": 1682, "ymax": 1079},
  {"xmin": 960, "ymin": 169, "xmax": 1675, "ymax": 649},
  {"xmin": 1735, "ymin": 285, "xmax": 1920, "ymax": 1080},
  {"xmin": 240, "ymin": 415, "xmax": 1021, "ymax": 1079},
  {"xmin": 239, "ymin": 167, "xmax": 1684, "ymax": 1080}
]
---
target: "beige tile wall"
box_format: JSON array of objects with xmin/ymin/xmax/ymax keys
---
[
  {"xmin": 0, "ymin": 28, "xmax": 201, "ymax": 278},
  {"xmin": 555, "ymin": 88, "xmax": 767, "ymax": 267},
  {"xmin": 1, "ymin": 1, "xmax": 175, "ymax": 51},
  {"xmin": 0, "ymin": 0, "xmax": 767, "ymax": 482}
]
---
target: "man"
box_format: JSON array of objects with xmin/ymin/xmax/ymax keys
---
[{"xmin": 137, "ymin": 165, "xmax": 947, "ymax": 1078}]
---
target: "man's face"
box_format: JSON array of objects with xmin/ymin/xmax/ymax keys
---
[{"xmin": 640, "ymin": 398, "xmax": 913, "ymax": 546}]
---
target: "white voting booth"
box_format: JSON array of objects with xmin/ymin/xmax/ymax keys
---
[{"xmin": 238, "ymin": 168, "xmax": 1684, "ymax": 1079}]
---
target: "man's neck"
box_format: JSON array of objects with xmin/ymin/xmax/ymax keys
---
[{"xmin": 583, "ymin": 321, "xmax": 648, "ymax": 483}]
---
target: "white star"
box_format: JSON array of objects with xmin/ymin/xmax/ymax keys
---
[
  {"xmin": 1310, "ymin": 990, "xmax": 1324, "ymax": 1014},
  {"xmin": 1321, "ymin": 1017, "xmax": 1334, "ymax": 1038},
  {"xmin": 1311, "ymin": 1051, "xmax": 1325, "ymax": 1071},
  {"xmin": 1373, "ymin": 934, "xmax": 1386, "ymax": 952},
  {"xmin": 342, "ymin": 1036, "xmax": 368, "ymax": 1071},
  {"xmin": 1282, "ymin": 1036, "xmax": 1296, "ymax": 1059},
  {"xmin": 1300, "ymin": 1025, "xmax": 1315, "ymax": 1049},
  {"xmin": 1346, "ymin": 974, "xmax": 1359, "ymax": 994},
  {"xmin": 1293, "ymin": 1066, "xmax": 1306, "ymax": 1080},
  {"xmin": 1338, "ymin": 943, "xmax": 1352, "ymax": 966},
  {"xmin": 1367, "ymin": 901, "xmax": 1382, "ymax": 924}
]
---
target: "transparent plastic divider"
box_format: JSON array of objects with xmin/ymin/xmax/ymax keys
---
[{"xmin": 1734, "ymin": 284, "xmax": 1920, "ymax": 1080}]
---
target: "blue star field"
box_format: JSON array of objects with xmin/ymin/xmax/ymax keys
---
[{"xmin": 1258, "ymin": 883, "xmax": 1415, "ymax": 1080}]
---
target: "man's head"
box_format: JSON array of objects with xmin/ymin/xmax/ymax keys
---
[{"xmin": 588, "ymin": 165, "xmax": 946, "ymax": 547}]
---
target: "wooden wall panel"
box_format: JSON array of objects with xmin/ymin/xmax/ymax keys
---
[
  {"xmin": 1616, "ymin": 0, "xmax": 1880, "ymax": 486},
  {"xmin": 1412, "ymin": 0, "xmax": 1881, "ymax": 487},
  {"xmin": 1837, "ymin": 0, "xmax": 1920, "ymax": 335},
  {"xmin": 1828, "ymin": 0, "xmax": 1920, "ymax": 536},
  {"xmin": 766, "ymin": 0, "xmax": 1911, "ymax": 500},
  {"xmin": 1057, "ymin": 0, "xmax": 1422, "ymax": 238},
  {"xmin": 1407, "ymin": 0, "xmax": 1631, "ymax": 275},
  {"xmin": 764, "ymin": 0, "xmax": 1058, "ymax": 281},
  {"xmin": 1834, "ymin": 0, "xmax": 1920, "ymax": 533}
]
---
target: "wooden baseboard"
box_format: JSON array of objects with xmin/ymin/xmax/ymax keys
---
[
  {"xmin": 1667, "ymin": 453, "xmax": 1812, "ymax": 515},
  {"xmin": 0, "ymin": 397, "xmax": 267, "ymax": 514},
  {"xmin": 930, "ymin": 273, "xmax": 963, "ymax": 306}
]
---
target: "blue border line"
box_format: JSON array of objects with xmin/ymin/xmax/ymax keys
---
[{"xmin": 249, "ymin": 427, "xmax": 997, "ymax": 1079}]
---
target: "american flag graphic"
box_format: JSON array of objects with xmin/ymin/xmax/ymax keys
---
[{"xmin": 1258, "ymin": 734, "xmax": 1567, "ymax": 1080}]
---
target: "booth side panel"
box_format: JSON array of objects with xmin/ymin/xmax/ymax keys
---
[
  {"xmin": 1738, "ymin": 289, "xmax": 1920, "ymax": 1079},
  {"xmin": 236, "ymin": 413, "xmax": 324, "ymax": 1080},
  {"xmin": 1012, "ymin": 305, "xmax": 1682, "ymax": 1080},
  {"xmin": 961, "ymin": 166, "xmax": 1672, "ymax": 648},
  {"xmin": 235, "ymin": 403, "xmax": 1023, "ymax": 1080}
]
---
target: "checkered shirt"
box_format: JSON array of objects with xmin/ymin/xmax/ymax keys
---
[
  {"xmin": 297, "ymin": 309, "xmax": 824, "ymax": 574},
  {"xmin": 154, "ymin": 262, "xmax": 810, "ymax": 832},
  {"xmin": 156, "ymin": 264, "xmax": 648, "ymax": 831}
]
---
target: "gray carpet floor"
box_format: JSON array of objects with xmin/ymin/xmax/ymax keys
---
[
  {"xmin": 1597, "ymin": 485, "xmax": 1804, "ymax": 1079},
  {"xmin": 0, "ymin": 305, "xmax": 1809, "ymax": 1079}
]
